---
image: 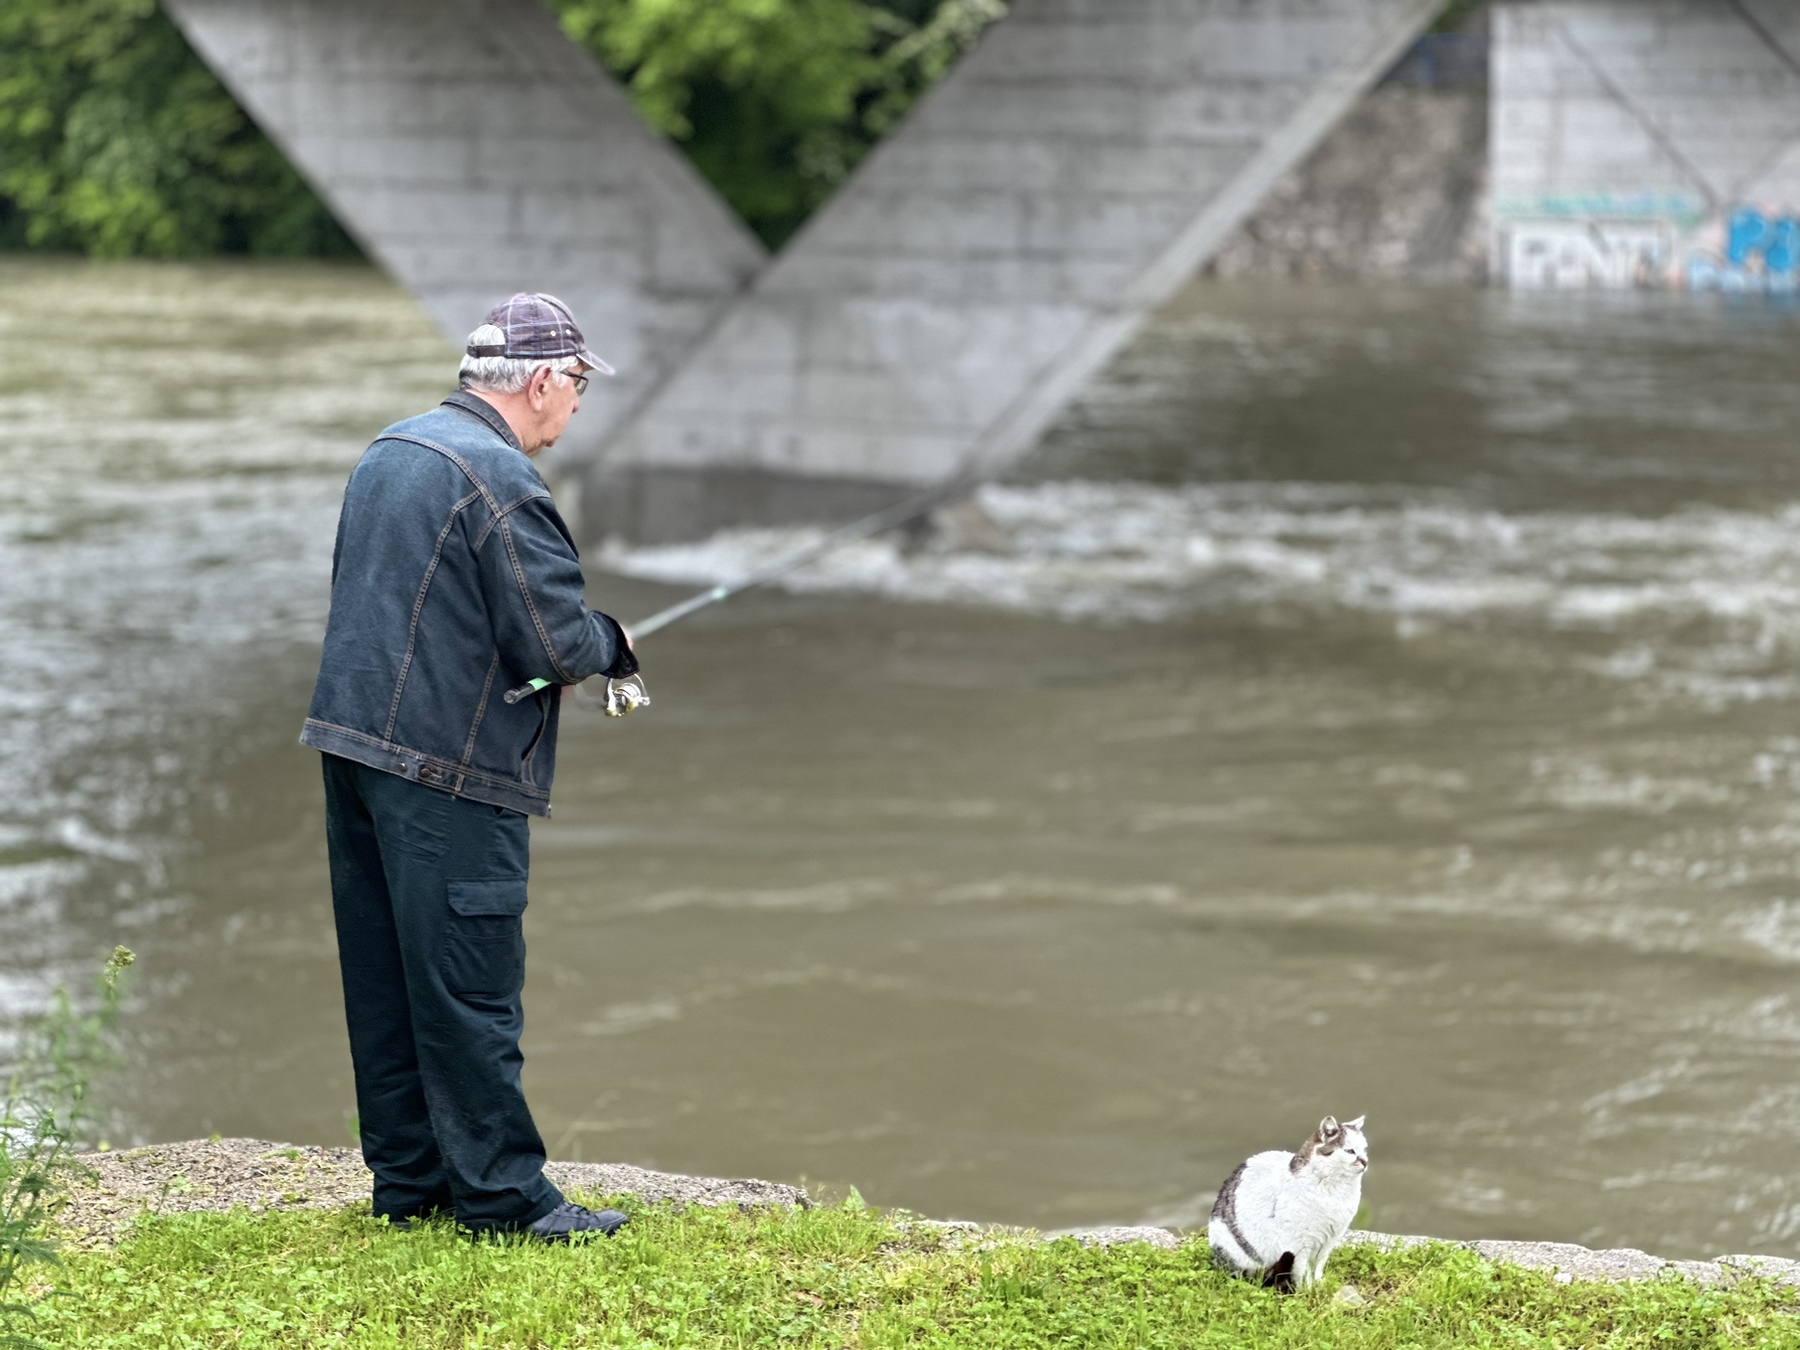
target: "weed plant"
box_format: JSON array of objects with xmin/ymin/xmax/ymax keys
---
[
  {"xmin": 41, "ymin": 1190, "xmax": 1800, "ymax": 1348},
  {"xmin": 0, "ymin": 946, "xmax": 133, "ymax": 1350}
]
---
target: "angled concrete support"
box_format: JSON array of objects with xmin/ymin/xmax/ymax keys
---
[
  {"xmin": 595, "ymin": 0, "xmax": 1443, "ymax": 541},
  {"xmin": 1493, "ymin": 1, "xmax": 1800, "ymax": 291},
  {"xmin": 161, "ymin": 0, "xmax": 767, "ymax": 462},
  {"xmin": 167, "ymin": 0, "xmax": 1447, "ymax": 541}
]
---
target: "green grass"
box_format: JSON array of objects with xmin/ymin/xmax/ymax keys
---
[{"xmin": 34, "ymin": 1194, "xmax": 1800, "ymax": 1348}]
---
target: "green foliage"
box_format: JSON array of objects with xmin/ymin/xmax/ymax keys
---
[
  {"xmin": 1, "ymin": 0, "xmax": 1482, "ymax": 259},
  {"xmin": 1432, "ymin": 0, "xmax": 1487, "ymax": 33},
  {"xmin": 1, "ymin": 0, "xmax": 1000, "ymax": 257},
  {"xmin": 37, "ymin": 1192, "xmax": 1800, "ymax": 1348},
  {"xmin": 0, "ymin": 946, "xmax": 134, "ymax": 1350},
  {"xmin": 554, "ymin": 0, "xmax": 1006, "ymax": 247},
  {"xmin": 0, "ymin": 0, "xmax": 353, "ymax": 256}
]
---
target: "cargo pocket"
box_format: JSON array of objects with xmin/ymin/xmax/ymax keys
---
[{"xmin": 442, "ymin": 877, "xmax": 528, "ymax": 1000}]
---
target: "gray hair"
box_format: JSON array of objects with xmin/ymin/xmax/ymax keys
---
[{"xmin": 458, "ymin": 324, "xmax": 582, "ymax": 394}]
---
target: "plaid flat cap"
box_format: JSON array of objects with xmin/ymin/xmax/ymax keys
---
[{"xmin": 466, "ymin": 293, "xmax": 615, "ymax": 375}]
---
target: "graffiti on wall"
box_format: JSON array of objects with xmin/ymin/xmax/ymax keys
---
[
  {"xmin": 1506, "ymin": 220, "xmax": 1670, "ymax": 289},
  {"xmin": 1497, "ymin": 197, "xmax": 1800, "ymax": 294},
  {"xmin": 1686, "ymin": 207, "xmax": 1800, "ymax": 293}
]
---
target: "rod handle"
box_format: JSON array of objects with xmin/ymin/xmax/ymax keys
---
[{"xmin": 503, "ymin": 677, "xmax": 552, "ymax": 705}]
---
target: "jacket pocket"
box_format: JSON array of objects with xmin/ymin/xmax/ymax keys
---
[
  {"xmin": 442, "ymin": 877, "xmax": 527, "ymax": 1000},
  {"xmin": 518, "ymin": 690, "xmax": 550, "ymax": 782}
]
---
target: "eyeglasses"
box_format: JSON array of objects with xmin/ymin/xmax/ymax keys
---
[{"xmin": 562, "ymin": 369, "xmax": 590, "ymax": 396}]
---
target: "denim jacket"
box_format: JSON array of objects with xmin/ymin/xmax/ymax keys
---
[{"xmin": 301, "ymin": 392, "xmax": 634, "ymax": 816}]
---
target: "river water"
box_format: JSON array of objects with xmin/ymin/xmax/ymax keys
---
[{"xmin": 6, "ymin": 258, "xmax": 1800, "ymax": 1259}]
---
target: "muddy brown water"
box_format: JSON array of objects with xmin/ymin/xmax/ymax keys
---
[{"xmin": 6, "ymin": 259, "xmax": 1800, "ymax": 1259}]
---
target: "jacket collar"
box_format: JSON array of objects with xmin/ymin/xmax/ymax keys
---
[{"xmin": 441, "ymin": 389, "xmax": 525, "ymax": 453}]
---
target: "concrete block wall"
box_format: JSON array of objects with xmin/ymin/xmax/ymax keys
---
[
  {"xmin": 1492, "ymin": 0, "xmax": 1800, "ymax": 291},
  {"xmin": 594, "ymin": 0, "xmax": 1444, "ymax": 540},
  {"xmin": 162, "ymin": 0, "xmax": 767, "ymax": 464}
]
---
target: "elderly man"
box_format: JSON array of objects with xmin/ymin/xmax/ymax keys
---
[{"xmin": 301, "ymin": 294, "xmax": 638, "ymax": 1239}]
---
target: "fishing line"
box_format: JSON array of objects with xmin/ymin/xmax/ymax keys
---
[{"xmin": 503, "ymin": 473, "xmax": 974, "ymax": 715}]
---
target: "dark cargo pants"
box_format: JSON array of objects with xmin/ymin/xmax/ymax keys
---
[{"xmin": 321, "ymin": 753, "xmax": 562, "ymax": 1230}]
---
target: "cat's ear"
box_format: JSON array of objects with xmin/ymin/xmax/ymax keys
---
[
  {"xmin": 1318, "ymin": 1115, "xmax": 1341, "ymax": 1138},
  {"xmin": 1346, "ymin": 1115, "xmax": 1366, "ymax": 1131}
]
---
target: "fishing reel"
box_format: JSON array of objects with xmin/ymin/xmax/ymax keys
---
[
  {"xmin": 573, "ymin": 673, "xmax": 651, "ymax": 717},
  {"xmin": 602, "ymin": 674, "xmax": 651, "ymax": 717}
]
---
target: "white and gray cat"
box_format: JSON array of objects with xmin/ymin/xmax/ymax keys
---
[{"xmin": 1208, "ymin": 1115, "xmax": 1368, "ymax": 1290}]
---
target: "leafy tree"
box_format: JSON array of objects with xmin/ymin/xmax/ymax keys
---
[
  {"xmin": 0, "ymin": 0, "xmax": 1005, "ymax": 257},
  {"xmin": 1432, "ymin": 0, "xmax": 1486, "ymax": 31},
  {"xmin": 0, "ymin": 0, "xmax": 353, "ymax": 256},
  {"xmin": 2, "ymin": 0, "xmax": 1481, "ymax": 260},
  {"xmin": 555, "ymin": 0, "xmax": 1006, "ymax": 248}
]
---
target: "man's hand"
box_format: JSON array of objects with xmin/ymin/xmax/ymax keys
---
[{"xmin": 598, "ymin": 614, "xmax": 638, "ymax": 679}]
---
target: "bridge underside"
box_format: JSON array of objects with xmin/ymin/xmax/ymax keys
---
[
  {"xmin": 165, "ymin": 0, "xmax": 1449, "ymax": 542},
  {"xmin": 593, "ymin": 0, "xmax": 1446, "ymax": 541},
  {"xmin": 166, "ymin": 0, "xmax": 1800, "ymax": 542}
]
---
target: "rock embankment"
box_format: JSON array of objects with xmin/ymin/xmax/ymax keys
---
[
  {"xmin": 1208, "ymin": 85, "xmax": 1490, "ymax": 285},
  {"xmin": 57, "ymin": 1139, "xmax": 1800, "ymax": 1290}
]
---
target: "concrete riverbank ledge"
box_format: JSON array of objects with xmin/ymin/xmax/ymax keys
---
[
  {"xmin": 59, "ymin": 1139, "xmax": 1800, "ymax": 1292},
  {"xmin": 57, "ymin": 1138, "xmax": 808, "ymax": 1246}
]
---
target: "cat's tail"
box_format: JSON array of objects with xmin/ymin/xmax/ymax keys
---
[
  {"xmin": 1207, "ymin": 1224, "xmax": 1300, "ymax": 1294},
  {"xmin": 1261, "ymin": 1251, "xmax": 1298, "ymax": 1293}
]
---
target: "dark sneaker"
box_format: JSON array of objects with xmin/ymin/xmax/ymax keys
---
[{"xmin": 524, "ymin": 1201, "xmax": 629, "ymax": 1242}]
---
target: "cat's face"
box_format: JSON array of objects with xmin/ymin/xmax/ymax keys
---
[{"xmin": 1307, "ymin": 1114, "xmax": 1369, "ymax": 1180}]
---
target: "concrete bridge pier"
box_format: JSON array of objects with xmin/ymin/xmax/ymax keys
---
[
  {"xmin": 162, "ymin": 0, "xmax": 1800, "ymax": 545},
  {"xmin": 590, "ymin": 0, "xmax": 1447, "ymax": 542},
  {"xmin": 161, "ymin": 0, "xmax": 768, "ymax": 471},
  {"xmin": 164, "ymin": 0, "xmax": 1445, "ymax": 543}
]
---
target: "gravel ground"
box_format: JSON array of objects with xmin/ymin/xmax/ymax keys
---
[
  {"xmin": 54, "ymin": 1139, "xmax": 1800, "ymax": 1289},
  {"xmin": 55, "ymin": 1138, "xmax": 806, "ymax": 1248}
]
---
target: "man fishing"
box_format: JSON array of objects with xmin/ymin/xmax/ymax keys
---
[{"xmin": 300, "ymin": 293, "xmax": 639, "ymax": 1240}]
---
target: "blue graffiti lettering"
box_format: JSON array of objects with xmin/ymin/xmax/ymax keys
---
[
  {"xmin": 1769, "ymin": 218, "xmax": 1800, "ymax": 274},
  {"xmin": 1726, "ymin": 207, "xmax": 1767, "ymax": 265},
  {"xmin": 1690, "ymin": 206, "xmax": 1800, "ymax": 294}
]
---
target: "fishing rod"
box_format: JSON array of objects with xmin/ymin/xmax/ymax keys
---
[{"xmin": 503, "ymin": 473, "xmax": 975, "ymax": 714}]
